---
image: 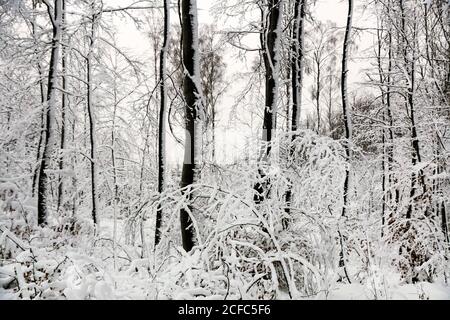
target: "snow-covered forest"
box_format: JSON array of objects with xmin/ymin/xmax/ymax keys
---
[{"xmin": 1, "ymin": 0, "xmax": 450, "ymax": 300}]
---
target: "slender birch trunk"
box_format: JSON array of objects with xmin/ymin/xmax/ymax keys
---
[
  {"xmin": 338, "ymin": 0, "xmax": 353, "ymax": 283},
  {"xmin": 86, "ymin": 5, "xmax": 98, "ymax": 225},
  {"xmin": 57, "ymin": 0, "xmax": 67, "ymax": 213}
]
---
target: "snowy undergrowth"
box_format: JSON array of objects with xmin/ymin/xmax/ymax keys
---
[{"xmin": 1, "ymin": 130, "xmax": 449, "ymax": 300}]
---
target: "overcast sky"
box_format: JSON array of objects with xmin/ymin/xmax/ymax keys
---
[{"xmin": 112, "ymin": 0, "xmax": 376, "ymax": 166}]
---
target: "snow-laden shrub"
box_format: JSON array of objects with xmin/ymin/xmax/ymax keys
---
[{"xmin": 128, "ymin": 130, "xmax": 355, "ymax": 299}]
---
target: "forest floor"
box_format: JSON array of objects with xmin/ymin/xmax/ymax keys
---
[{"xmin": 1, "ymin": 213, "xmax": 450, "ymax": 300}]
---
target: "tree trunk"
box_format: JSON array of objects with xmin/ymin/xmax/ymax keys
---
[
  {"xmin": 155, "ymin": 0, "xmax": 170, "ymax": 246},
  {"xmin": 291, "ymin": 0, "xmax": 305, "ymax": 132},
  {"xmin": 376, "ymin": 20, "xmax": 387, "ymax": 236},
  {"xmin": 285, "ymin": 0, "xmax": 306, "ymax": 216},
  {"xmin": 316, "ymin": 59, "xmax": 321, "ymax": 133},
  {"xmin": 339, "ymin": 0, "xmax": 353, "ymax": 283},
  {"xmin": 341, "ymin": 0, "xmax": 353, "ymax": 219},
  {"xmin": 57, "ymin": 0, "xmax": 67, "ymax": 213},
  {"xmin": 375, "ymin": 11, "xmax": 395, "ymax": 235},
  {"xmin": 180, "ymin": 0, "xmax": 203, "ymax": 252},
  {"xmin": 37, "ymin": 0, "xmax": 63, "ymax": 226},
  {"xmin": 386, "ymin": 1, "xmax": 396, "ymax": 222},
  {"xmin": 444, "ymin": 2, "xmax": 450, "ymax": 107},
  {"xmin": 254, "ymin": 0, "xmax": 283, "ymax": 204},
  {"xmin": 30, "ymin": 0, "xmax": 46, "ymax": 197},
  {"xmin": 400, "ymin": 0, "xmax": 425, "ymax": 219},
  {"xmin": 86, "ymin": 8, "xmax": 98, "ymax": 225}
]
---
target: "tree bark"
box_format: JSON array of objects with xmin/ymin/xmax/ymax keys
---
[
  {"xmin": 386, "ymin": 1, "xmax": 397, "ymax": 222},
  {"xmin": 37, "ymin": 0, "xmax": 63, "ymax": 226},
  {"xmin": 155, "ymin": 0, "xmax": 170, "ymax": 246},
  {"xmin": 86, "ymin": 6, "xmax": 98, "ymax": 225},
  {"xmin": 400, "ymin": 0, "xmax": 425, "ymax": 219},
  {"xmin": 341, "ymin": 0, "xmax": 353, "ymax": 219},
  {"xmin": 285, "ymin": 0, "xmax": 306, "ymax": 217},
  {"xmin": 339, "ymin": 0, "xmax": 353, "ymax": 284},
  {"xmin": 180, "ymin": 0, "xmax": 202, "ymax": 252},
  {"xmin": 254, "ymin": 0, "xmax": 283, "ymax": 204},
  {"xmin": 291, "ymin": 0, "xmax": 305, "ymax": 132},
  {"xmin": 30, "ymin": 0, "xmax": 46, "ymax": 197},
  {"xmin": 57, "ymin": 0, "xmax": 67, "ymax": 213}
]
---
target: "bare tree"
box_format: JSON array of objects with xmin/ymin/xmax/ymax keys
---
[
  {"xmin": 179, "ymin": 0, "xmax": 203, "ymax": 252},
  {"xmin": 285, "ymin": 0, "xmax": 306, "ymax": 217},
  {"xmin": 199, "ymin": 25, "xmax": 227, "ymax": 163},
  {"xmin": 308, "ymin": 20, "xmax": 338, "ymax": 134},
  {"xmin": 86, "ymin": 0, "xmax": 99, "ymax": 225},
  {"xmin": 57, "ymin": 0, "xmax": 68, "ymax": 213},
  {"xmin": 37, "ymin": 0, "xmax": 63, "ymax": 226},
  {"xmin": 291, "ymin": 0, "xmax": 306, "ymax": 133},
  {"xmin": 155, "ymin": 0, "xmax": 170, "ymax": 246},
  {"xmin": 254, "ymin": 0, "xmax": 283, "ymax": 204},
  {"xmin": 339, "ymin": 0, "xmax": 353, "ymax": 283}
]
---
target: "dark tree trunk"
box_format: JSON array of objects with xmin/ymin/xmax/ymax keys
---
[
  {"xmin": 285, "ymin": 0, "xmax": 306, "ymax": 217},
  {"xmin": 339, "ymin": 0, "xmax": 353, "ymax": 284},
  {"xmin": 316, "ymin": 59, "xmax": 321, "ymax": 133},
  {"xmin": 386, "ymin": 3, "xmax": 397, "ymax": 222},
  {"xmin": 400, "ymin": 0, "xmax": 424, "ymax": 219},
  {"xmin": 254, "ymin": 0, "xmax": 282, "ymax": 204},
  {"xmin": 341, "ymin": 0, "xmax": 353, "ymax": 219},
  {"xmin": 376, "ymin": 11, "xmax": 395, "ymax": 236},
  {"xmin": 447, "ymin": 17, "xmax": 450, "ymax": 105},
  {"xmin": 31, "ymin": 0, "xmax": 46, "ymax": 197},
  {"xmin": 180, "ymin": 0, "xmax": 202, "ymax": 252},
  {"xmin": 376, "ymin": 21, "xmax": 387, "ymax": 236},
  {"xmin": 57, "ymin": 0, "xmax": 67, "ymax": 213},
  {"xmin": 291, "ymin": 0, "xmax": 306, "ymax": 128},
  {"xmin": 155, "ymin": 0, "xmax": 170, "ymax": 246},
  {"xmin": 86, "ymin": 11, "xmax": 98, "ymax": 225},
  {"xmin": 441, "ymin": 201, "xmax": 449, "ymax": 244},
  {"xmin": 37, "ymin": 0, "xmax": 63, "ymax": 226}
]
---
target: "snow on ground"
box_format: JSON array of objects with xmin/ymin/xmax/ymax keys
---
[
  {"xmin": 323, "ymin": 281, "xmax": 450, "ymax": 300},
  {"xmin": 1, "ymin": 213, "xmax": 449, "ymax": 300}
]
